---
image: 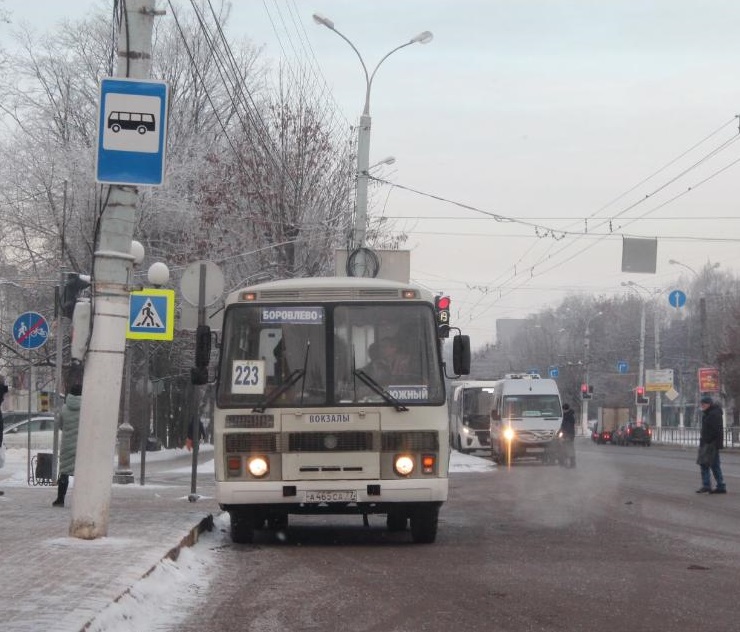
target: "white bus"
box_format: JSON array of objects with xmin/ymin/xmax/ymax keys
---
[
  {"xmin": 448, "ymin": 380, "xmax": 496, "ymax": 454},
  {"xmin": 489, "ymin": 374, "xmax": 563, "ymax": 465},
  {"xmin": 214, "ymin": 277, "xmax": 470, "ymax": 544}
]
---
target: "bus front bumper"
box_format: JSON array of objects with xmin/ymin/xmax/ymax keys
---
[{"xmin": 216, "ymin": 478, "xmax": 448, "ymax": 509}]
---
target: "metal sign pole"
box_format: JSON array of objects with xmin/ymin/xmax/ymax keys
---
[
  {"xmin": 189, "ymin": 263, "xmax": 206, "ymax": 501},
  {"xmin": 26, "ymin": 352, "xmax": 32, "ymax": 485}
]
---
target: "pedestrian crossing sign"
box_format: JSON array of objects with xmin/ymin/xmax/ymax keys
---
[{"xmin": 127, "ymin": 289, "xmax": 175, "ymax": 340}]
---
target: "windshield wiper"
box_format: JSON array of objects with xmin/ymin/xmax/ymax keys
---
[
  {"xmin": 252, "ymin": 368, "xmax": 305, "ymax": 413},
  {"xmin": 299, "ymin": 340, "xmax": 310, "ymax": 405},
  {"xmin": 353, "ymin": 369, "xmax": 409, "ymax": 412}
]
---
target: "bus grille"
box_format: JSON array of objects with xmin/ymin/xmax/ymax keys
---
[
  {"xmin": 382, "ymin": 431, "xmax": 439, "ymax": 452},
  {"xmin": 225, "ymin": 430, "xmax": 439, "ymax": 454},
  {"xmin": 225, "ymin": 433, "xmax": 279, "ymax": 453},
  {"xmin": 287, "ymin": 431, "xmax": 373, "ymax": 452}
]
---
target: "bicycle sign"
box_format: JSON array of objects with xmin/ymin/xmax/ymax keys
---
[{"xmin": 13, "ymin": 311, "xmax": 49, "ymax": 350}]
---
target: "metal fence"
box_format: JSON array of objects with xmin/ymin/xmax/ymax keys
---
[{"xmin": 651, "ymin": 426, "xmax": 740, "ymax": 448}]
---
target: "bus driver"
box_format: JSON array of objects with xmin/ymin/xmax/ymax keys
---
[{"xmin": 365, "ymin": 337, "xmax": 410, "ymax": 382}]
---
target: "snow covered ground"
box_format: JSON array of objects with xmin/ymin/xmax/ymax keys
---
[{"xmin": 0, "ymin": 445, "xmax": 492, "ymax": 631}]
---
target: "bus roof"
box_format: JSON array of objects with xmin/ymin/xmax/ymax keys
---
[{"xmin": 225, "ymin": 276, "xmax": 435, "ymax": 304}]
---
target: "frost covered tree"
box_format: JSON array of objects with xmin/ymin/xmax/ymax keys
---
[{"xmin": 0, "ymin": 1, "xmax": 364, "ymax": 443}]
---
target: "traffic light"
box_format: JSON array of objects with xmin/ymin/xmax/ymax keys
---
[
  {"xmin": 435, "ymin": 295, "xmax": 451, "ymax": 338},
  {"xmin": 60, "ymin": 273, "xmax": 91, "ymax": 318},
  {"xmin": 70, "ymin": 299, "xmax": 91, "ymax": 361},
  {"xmin": 195, "ymin": 325, "xmax": 212, "ymax": 367},
  {"xmin": 191, "ymin": 367, "xmax": 209, "ymax": 385},
  {"xmin": 581, "ymin": 383, "xmax": 592, "ymax": 400},
  {"xmin": 635, "ymin": 386, "xmax": 649, "ymax": 405}
]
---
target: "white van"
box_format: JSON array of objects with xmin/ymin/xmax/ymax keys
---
[
  {"xmin": 448, "ymin": 381, "xmax": 496, "ymax": 453},
  {"xmin": 489, "ymin": 374, "xmax": 562, "ymax": 465}
]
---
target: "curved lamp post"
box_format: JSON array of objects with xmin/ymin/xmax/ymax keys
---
[
  {"xmin": 669, "ymin": 259, "xmax": 719, "ymax": 364},
  {"xmin": 313, "ymin": 14, "xmax": 432, "ymax": 252}
]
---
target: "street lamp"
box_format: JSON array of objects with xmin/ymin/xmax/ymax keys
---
[
  {"xmin": 313, "ymin": 14, "xmax": 432, "ymax": 254},
  {"xmin": 581, "ymin": 311, "xmax": 602, "ymax": 436},
  {"xmin": 668, "ymin": 259, "xmax": 720, "ymax": 277}
]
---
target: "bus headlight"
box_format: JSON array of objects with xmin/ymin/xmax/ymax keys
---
[
  {"xmin": 503, "ymin": 427, "xmax": 515, "ymax": 442},
  {"xmin": 394, "ymin": 455, "xmax": 415, "ymax": 476},
  {"xmin": 247, "ymin": 456, "xmax": 269, "ymax": 478}
]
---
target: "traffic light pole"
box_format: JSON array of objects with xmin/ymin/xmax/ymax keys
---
[
  {"xmin": 581, "ymin": 325, "xmax": 591, "ymax": 436},
  {"xmin": 52, "ymin": 270, "xmax": 65, "ymax": 481},
  {"xmin": 69, "ymin": 0, "xmax": 157, "ymax": 540},
  {"xmin": 654, "ymin": 304, "xmax": 662, "ymax": 428}
]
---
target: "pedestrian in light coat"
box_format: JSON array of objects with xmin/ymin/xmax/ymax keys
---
[{"xmin": 53, "ymin": 383, "xmax": 82, "ymax": 507}]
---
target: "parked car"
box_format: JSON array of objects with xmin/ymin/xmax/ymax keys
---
[
  {"xmin": 596, "ymin": 428, "xmax": 613, "ymax": 444},
  {"xmin": 3, "ymin": 416, "xmax": 57, "ymax": 450},
  {"xmin": 612, "ymin": 425, "xmax": 627, "ymax": 446},
  {"xmin": 623, "ymin": 422, "xmax": 652, "ymax": 446}
]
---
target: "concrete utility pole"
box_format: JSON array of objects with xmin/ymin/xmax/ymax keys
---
[
  {"xmin": 654, "ymin": 308, "xmax": 662, "ymax": 428},
  {"xmin": 637, "ymin": 301, "xmax": 646, "ymax": 424},
  {"xmin": 70, "ymin": 0, "xmax": 157, "ymax": 540}
]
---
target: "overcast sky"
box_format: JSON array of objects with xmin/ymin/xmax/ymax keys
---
[{"xmin": 4, "ymin": 0, "xmax": 740, "ymax": 347}]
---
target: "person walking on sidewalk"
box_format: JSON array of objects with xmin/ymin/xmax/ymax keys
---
[
  {"xmin": 696, "ymin": 395, "xmax": 727, "ymax": 495},
  {"xmin": 53, "ymin": 383, "xmax": 82, "ymax": 507},
  {"xmin": 558, "ymin": 402, "xmax": 577, "ymax": 468}
]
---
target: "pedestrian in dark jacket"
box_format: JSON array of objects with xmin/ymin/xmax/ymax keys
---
[
  {"xmin": 558, "ymin": 403, "xmax": 577, "ymax": 468},
  {"xmin": 53, "ymin": 384, "xmax": 82, "ymax": 507},
  {"xmin": 0, "ymin": 375, "xmax": 8, "ymax": 450},
  {"xmin": 696, "ymin": 396, "xmax": 726, "ymax": 494},
  {"xmin": 0, "ymin": 375, "xmax": 7, "ymax": 497}
]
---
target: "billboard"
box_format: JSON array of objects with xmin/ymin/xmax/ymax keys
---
[
  {"xmin": 698, "ymin": 367, "xmax": 720, "ymax": 392},
  {"xmin": 645, "ymin": 368, "xmax": 674, "ymax": 392}
]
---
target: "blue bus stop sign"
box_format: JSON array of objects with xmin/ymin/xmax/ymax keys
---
[
  {"xmin": 668, "ymin": 289, "xmax": 686, "ymax": 309},
  {"xmin": 96, "ymin": 77, "xmax": 169, "ymax": 185},
  {"xmin": 617, "ymin": 360, "xmax": 629, "ymax": 374},
  {"xmin": 548, "ymin": 366, "xmax": 559, "ymax": 379},
  {"xmin": 13, "ymin": 311, "xmax": 49, "ymax": 350}
]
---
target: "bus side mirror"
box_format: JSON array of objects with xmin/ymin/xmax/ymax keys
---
[
  {"xmin": 491, "ymin": 410, "xmax": 500, "ymax": 422},
  {"xmin": 452, "ymin": 334, "xmax": 471, "ymax": 376}
]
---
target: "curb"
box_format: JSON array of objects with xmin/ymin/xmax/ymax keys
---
[{"xmin": 80, "ymin": 513, "xmax": 214, "ymax": 631}]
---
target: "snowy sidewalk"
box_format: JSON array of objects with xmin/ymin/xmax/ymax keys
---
[{"xmin": 0, "ymin": 453, "xmax": 217, "ymax": 632}]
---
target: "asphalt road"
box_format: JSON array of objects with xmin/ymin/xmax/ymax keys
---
[{"xmin": 177, "ymin": 441, "xmax": 740, "ymax": 632}]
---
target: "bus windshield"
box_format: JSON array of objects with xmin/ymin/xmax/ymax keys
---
[
  {"xmin": 502, "ymin": 395, "xmax": 561, "ymax": 419},
  {"xmin": 217, "ymin": 302, "xmax": 444, "ymax": 408}
]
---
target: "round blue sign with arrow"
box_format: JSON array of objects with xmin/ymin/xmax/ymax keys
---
[
  {"xmin": 668, "ymin": 289, "xmax": 686, "ymax": 309},
  {"xmin": 13, "ymin": 311, "xmax": 49, "ymax": 350}
]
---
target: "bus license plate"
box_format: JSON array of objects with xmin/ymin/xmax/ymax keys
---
[
  {"xmin": 526, "ymin": 447, "xmax": 545, "ymax": 453},
  {"xmin": 303, "ymin": 490, "xmax": 357, "ymax": 503}
]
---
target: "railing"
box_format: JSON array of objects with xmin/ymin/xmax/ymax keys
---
[{"xmin": 651, "ymin": 426, "xmax": 740, "ymax": 448}]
